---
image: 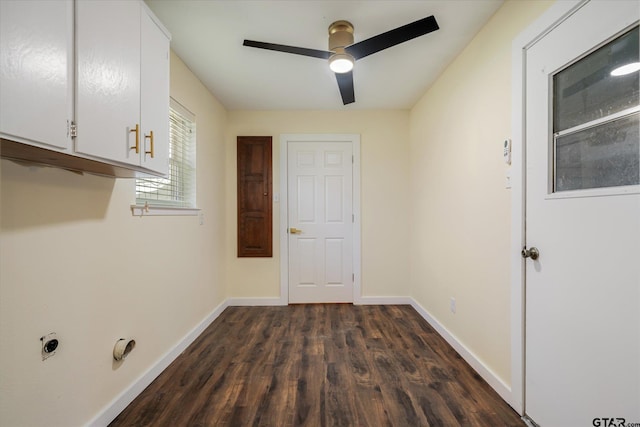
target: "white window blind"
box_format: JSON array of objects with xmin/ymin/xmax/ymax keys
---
[{"xmin": 136, "ymin": 99, "xmax": 196, "ymax": 208}]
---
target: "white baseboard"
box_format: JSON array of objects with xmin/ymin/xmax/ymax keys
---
[
  {"xmin": 355, "ymin": 296, "xmax": 412, "ymax": 305},
  {"xmin": 227, "ymin": 297, "xmax": 286, "ymax": 306},
  {"xmin": 88, "ymin": 299, "xmax": 230, "ymax": 427},
  {"xmin": 409, "ymin": 298, "xmax": 512, "ymax": 404}
]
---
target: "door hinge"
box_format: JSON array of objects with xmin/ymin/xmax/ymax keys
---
[
  {"xmin": 352, "ymin": 214, "xmax": 354, "ymax": 223},
  {"xmin": 522, "ymin": 415, "xmax": 540, "ymax": 427},
  {"xmin": 68, "ymin": 121, "xmax": 77, "ymax": 138},
  {"xmin": 352, "ymin": 155, "xmax": 354, "ymax": 164},
  {"xmin": 352, "ymin": 273, "xmax": 354, "ymax": 282}
]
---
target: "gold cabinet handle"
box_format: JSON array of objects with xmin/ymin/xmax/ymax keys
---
[
  {"xmin": 145, "ymin": 130, "xmax": 154, "ymax": 158},
  {"xmin": 289, "ymin": 227, "xmax": 302, "ymax": 234},
  {"xmin": 130, "ymin": 124, "xmax": 140, "ymax": 153}
]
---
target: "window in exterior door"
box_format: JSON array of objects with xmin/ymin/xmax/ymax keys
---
[{"xmin": 552, "ymin": 25, "xmax": 639, "ymax": 192}]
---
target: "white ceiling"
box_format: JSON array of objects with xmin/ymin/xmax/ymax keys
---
[{"xmin": 145, "ymin": 0, "xmax": 504, "ymax": 110}]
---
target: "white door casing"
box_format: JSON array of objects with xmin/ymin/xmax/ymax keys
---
[
  {"xmin": 512, "ymin": 0, "xmax": 639, "ymax": 423},
  {"xmin": 280, "ymin": 134, "xmax": 361, "ymax": 304}
]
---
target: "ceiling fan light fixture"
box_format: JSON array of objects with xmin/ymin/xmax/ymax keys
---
[
  {"xmin": 328, "ymin": 21, "xmax": 355, "ymax": 74},
  {"xmin": 329, "ymin": 52, "xmax": 354, "ymax": 73}
]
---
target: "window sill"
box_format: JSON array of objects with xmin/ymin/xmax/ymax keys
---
[{"xmin": 131, "ymin": 203, "xmax": 200, "ymax": 217}]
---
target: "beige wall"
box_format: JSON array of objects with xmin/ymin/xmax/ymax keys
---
[
  {"xmin": 225, "ymin": 110, "xmax": 410, "ymax": 299},
  {"xmin": 0, "ymin": 51, "xmax": 228, "ymax": 426},
  {"xmin": 409, "ymin": 0, "xmax": 553, "ymax": 386}
]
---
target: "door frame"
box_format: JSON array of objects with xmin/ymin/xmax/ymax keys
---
[
  {"xmin": 279, "ymin": 134, "xmax": 362, "ymax": 304},
  {"xmin": 509, "ymin": 0, "xmax": 585, "ymax": 415}
]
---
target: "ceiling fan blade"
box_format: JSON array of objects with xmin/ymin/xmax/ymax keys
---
[
  {"xmin": 335, "ymin": 71, "xmax": 355, "ymax": 105},
  {"xmin": 345, "ymin": 15, "xmax": 439, "ymax": 60},
  {"xmin": 243, "ymin": 40, "xmax": 331, "ymax": 59}
]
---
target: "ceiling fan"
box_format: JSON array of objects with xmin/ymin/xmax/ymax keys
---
[{"xmin": 243, "ymin": 15, "xmax": 439, "ymax": 105}]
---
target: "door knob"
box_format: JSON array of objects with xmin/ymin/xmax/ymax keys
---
[
  {"xmin": 521, "ymin": 247, "xmax": 540, "ymax": 260},
  {"xmin": 289, "ymin": 227, "xmax": 302, "ymax": 234}
]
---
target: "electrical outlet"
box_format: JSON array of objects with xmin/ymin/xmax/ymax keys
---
[
  {"xmin": 450, "ymin": 297, "xmax": 456, "ymax": 314},
  {"xmin": 41, "ymin": 332, "xmax": 59, "ymax": 360}
]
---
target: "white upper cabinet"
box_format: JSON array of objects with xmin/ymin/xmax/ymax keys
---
[
  {"xmin": 140, "ymin": 8, "xmax": 170, "ymax": 176},
  {"xmin": 75, "ymin": 0, "xmax": 141, "ymax": 167},
  {"xmin": 0, "ymin": 0, "xmax": 73, "ymax": 151},
  {"xmin": 0, "ymin": 0, "xmax": 170, "ymax": 177},
  {"xmin": 76, "ymin": 1, "xmax": 170, "ymax": 176}
]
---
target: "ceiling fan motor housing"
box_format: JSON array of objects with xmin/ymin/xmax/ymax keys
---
[{"xmin": 328, "ymin": 20, "xmax": 354, "ymax": 51}]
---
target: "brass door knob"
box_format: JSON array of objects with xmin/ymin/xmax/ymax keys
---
[{"xmin": 289, "ymin": 227, "xmax": 302, "ymax": 234}]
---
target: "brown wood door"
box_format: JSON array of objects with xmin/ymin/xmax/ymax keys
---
[{"xmin": 237, "ymin": 136, "xmax": 272, "ymax": 257}]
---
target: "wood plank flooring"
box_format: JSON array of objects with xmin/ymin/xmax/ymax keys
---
[{"xmin": 109, "ymin": 305, "xmax": 523, "ymax": 426}]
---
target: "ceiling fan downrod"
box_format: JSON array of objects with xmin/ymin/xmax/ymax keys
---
[{"xmin": 328, "ymin": 20, "xmax": 354, "ymax": 50}]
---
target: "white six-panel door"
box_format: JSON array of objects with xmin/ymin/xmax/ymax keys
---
[
  {"xmin": 524, "ymin": 1, "xmax": 639, "ymax": 425},
  {"xmin": 287, "ymin": 140, "xmax": 354, "ymax": 303}
]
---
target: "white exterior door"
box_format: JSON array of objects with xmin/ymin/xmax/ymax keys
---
[
  {"xmin": 287, "ymin": 139, "xmax": 354, "ymax": 303},
  {"xmin": 524, "ymin": 2, "xmax": 639, "ymax": 426}
]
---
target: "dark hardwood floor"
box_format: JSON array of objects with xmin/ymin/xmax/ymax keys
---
[{"xmin": 110, "ymin": 305, "xmax": 523, "ymax": 426}]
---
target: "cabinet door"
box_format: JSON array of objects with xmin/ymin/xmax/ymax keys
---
[
  {"xmin": 0, "ymin": 0, "xmax": 73, "ymax": 151},
  {"xmin": 237, "ymin": 136, "xmax": 273, "ymax": 257},
  {"xmin": 75, "ymin": 0, "xmax": 141, "ymax": 166},
  {"xmin": 140, "ymin": 10, "xmax": 170, "ymax": 176}
]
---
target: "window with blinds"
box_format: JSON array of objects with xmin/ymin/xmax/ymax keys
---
[{"xmin": 136, "ymin": 98, "xmax": 196, "ymax": 207}]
